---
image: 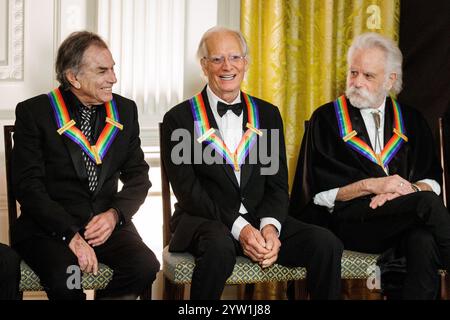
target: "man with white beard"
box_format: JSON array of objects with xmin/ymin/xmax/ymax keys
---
[{"xmin": 289, "ymin": 32, "xmax": 450, "ymax": 299}]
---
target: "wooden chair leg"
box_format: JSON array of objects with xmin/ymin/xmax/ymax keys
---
[
  {"xmin": 342, "ymin": 279, "xmax": 383, "ymax": 300},
  {"xmin": 293, "ymin": 279, "xmax": 308, "ymax": 300},
  {"xmin": 439, "ymin": 272, "xmax": 449, "ymax": 300},
  {"xmin": 163, "ymin": 276, "xmax": 185, "ymax": 300},
  {"xmin": 243, "ymin": 283, "xmax": 255, "ymax": 299}
]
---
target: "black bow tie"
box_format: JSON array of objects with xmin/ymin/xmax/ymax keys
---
[{"xmin": 217, "ymin": 101, "xmax": 243, "ymax": 117}]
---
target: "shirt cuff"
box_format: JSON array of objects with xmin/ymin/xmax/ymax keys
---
[
  {"xmin": 239, "ymin": 202, "xmax": 248, "ymax": 214},
  {"xmin": 260, "ymin": 218, "xmax": 281, "ymax": 236},
  {"xmin": 231, "ymin": 216, "xmax": 250, "ymax": 241},
  {"xmin": 61, "ymin": 226, "xmax": 80, "ymax": 244},
  {"xmin": 111, "ymin": 207, "xmax": 125, "ymax": 226},
  {"xmin": 417, "ymin": 179, "xmax": 441, "ymax": 195},
  {"xmin": 313, "ymin": 187, "xmax": 339, "ymax": 210}
]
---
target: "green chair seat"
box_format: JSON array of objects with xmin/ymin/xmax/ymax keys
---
[
  {"xmin": 163, "ymin": 246, "xmax": 307, "ymax": 285},
  {"xmin": 163, "ymin": 247, "xmax": 392, "ymax": 283},
  {"xmin": 341, "ymin": 250, "xmax": 379, "ymax": 279},
  {"xmin": 19, "ymin": 260, "xmax": 114, "ymax": 291}
]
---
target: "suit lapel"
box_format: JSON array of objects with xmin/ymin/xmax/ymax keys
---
[
  {"xmin": 347, "ymin": 101, "xmax": 387, "ymax": 177},
  {"xmin": 92, "ymin": 107, "xmax": 115, "ymax": 197},
  {"xmin": 200, "ymin": 89, "xmax": 240, "ymax": 188},
  {"xmin": 56, "ymin": 90, "xmax": 86, "ymax": 182},
  {"xmin": 383, "ymin": 97, "xmax": 394, "ymax": 147},
  {"xmin": 348, "ymin": 104, "xmax": 371, "ymax": 148},
  {"xmin": 53, "ymin": 89, "xmax": 119, "ymax": 196},
  {"xmin": 382, "ymin": 97, "xmax": 405, "ymax": 175},
  {"xmin": 62, "ymin": 136, "xmax": 86, "ymax": 181},
  {"xmin": 239, "ymin": 92, "xmax": 253, "ymax": 190}
]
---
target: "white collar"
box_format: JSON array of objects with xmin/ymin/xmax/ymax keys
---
[
  {"xmin": 359, "ymin": 98, "xmax": 387, "ymax": 116},
  {"xmin": 206, "ymin": 86, "xmax": 241, "ymax": 110}
]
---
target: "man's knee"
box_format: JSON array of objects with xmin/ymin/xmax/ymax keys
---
[
  {"xmin": 0, "ymin": 245, "xmax": 21, "ymax": 284},
  {"xmin": 201, "ymin": 237, "xmax": 236, "ymax": 265},
  {"xmin": 197, "ymin": 221, "xmax": 236, "ymax": 258},
  {"xmin": 196, "ymin": 236, "xmax": 236, "ymax": 272},
  {"xmin": 415, "ymin": 191, "xmax": 446, "ymax": 217},
  {"xmin": 404, "ymin": 228, "xmax": 438, "ymax": 257},
  {"xmin": 310, "ymin": 227, "xmax": 344, "ymax": 257},
  {"xmin": 45, "ymin": 274, "xmax": 86, "ymax": 300},
  {"xmin": 132, "ymin": 250, "xmax": 161, "ymax": 285}
]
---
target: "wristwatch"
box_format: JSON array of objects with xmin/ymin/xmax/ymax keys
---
[{"xmin": 411, "ymin": 183, "xmax": 421, "ymax": 192}]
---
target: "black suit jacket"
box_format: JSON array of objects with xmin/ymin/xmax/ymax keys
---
[
  {"xmin": 161, "ymin": 88, "xmax": 289, "ymax": 251},
  {"xmin": 11, "ymin": 88, "xmax": 150, "ymax": 245},
  {"xmin": 289, "ymin": 96, "xmax": 442, "ymax": 224}
]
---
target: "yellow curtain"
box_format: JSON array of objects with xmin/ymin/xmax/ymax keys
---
[
  {"xmin": 241, "ymin": 0, "xmax": 400, "ymax": 190},
  {"xmin": 240, "ymin": 0, "xmax": 400, "ymax": 300}
]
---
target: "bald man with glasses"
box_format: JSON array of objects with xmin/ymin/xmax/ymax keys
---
[{"xmin": 161, "ymin": 26, "xmax": 343, "ymax": 300}]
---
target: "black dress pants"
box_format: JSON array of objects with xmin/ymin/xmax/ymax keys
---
[
  {"xmin": 333, "ymin": 191, "xmax": 450, "ymax": 299},
  {"xmin": 185, "ymin": 216, "xmax": 343, "ymax": 300},
  {"xmin": 14, "ymin": 223, "xmax": 160, "ymax": 300},
  {"xmin": 0, "ymin": 243, "xmax": 21, "ymax": 300}
]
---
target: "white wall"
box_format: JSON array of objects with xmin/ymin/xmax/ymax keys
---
[
  {"xmin": 183, "ymin": 0, "xmax": 240, "ymax": 99},
  {"xmin": 0, "ymin": 0, "xmax": 55, "ymax": 113},
  {"xmin": 0, "ymin": 0, "xmax": 240, "ymax": 282},
  {"xmin": 0, "ymin": 0, "xmax": 56, "ymax": 243}
]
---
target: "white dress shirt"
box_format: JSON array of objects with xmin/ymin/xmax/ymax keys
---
[
  {"xmin": 314, "ymin": 98, "xmax": 441, "ymax": 210},
  {"xmin": 206, "ymin": 86, "xmax": 282, "ymax": 240}
]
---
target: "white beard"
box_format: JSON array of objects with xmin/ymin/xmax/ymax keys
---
[{"xmin": 345, "ymin": 86, "xmax": 387, "ymax": 110}]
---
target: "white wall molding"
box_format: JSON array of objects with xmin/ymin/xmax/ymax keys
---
[
  {"xmin": 97, "ymin": 0, "xmax": 186, "ymax": 129},
  {"xmin": 217, "ymin": 0, "xmax": 240, "ymax": 30},
  {"xmin": 55, "ymin": 0, "xmax": 98, "ymax": 47},
  {"xmin": 0, "ymin": 0, "xmax": 24, "ymax": 81},
  {"xmin": 0, "ymin": 0, "xmax": 55, "ymax": 110}
]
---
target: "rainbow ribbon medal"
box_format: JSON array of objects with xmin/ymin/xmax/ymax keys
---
[
  {"xmin": 334, "ymin": 95, "xmax": 408, "ymax": 174},
  {"xmin": 189, "ymin": 92, "xmax": 262, "ymax": 172},
  {"xmin": 48, "ymin": 88, "xmax": 123, "ymax": 165}
]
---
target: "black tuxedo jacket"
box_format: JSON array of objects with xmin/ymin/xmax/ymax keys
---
[
  {"xmin": 289, "ymin": 96, "xmax": 442, "ymax": 223},
  {"xmin": 11, "ymin": 88, "xmax": 150, "ymax": 245},
  {"xmin": 161, "ymin": 88, "xmax": 289, "ymax": 251}
]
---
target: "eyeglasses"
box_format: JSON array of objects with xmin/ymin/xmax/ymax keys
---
[{"xmin": 203, "ymin": 55, "xmax": 246, "ymax": 65}]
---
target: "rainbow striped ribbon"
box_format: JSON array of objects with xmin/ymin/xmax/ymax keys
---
[
  {"xmin": 334, "ymin": 95, "xmax": 408, "ymax": 172},
  {"xmin": 190, "ymin": 92, "xmax": 262, "ymax": 171},
  {"xmin": 48, "ymin": 88, "xmax": 123, "ymax": 165}
]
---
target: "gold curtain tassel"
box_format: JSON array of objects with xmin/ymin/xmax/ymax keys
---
[
  {"xmin": 106, "ymin": 117, "xmax": 124, "ymax": 130},
  {"xmin": 197, "ymin": 128, "xmax": 215, "ymax": 143},
  {"xmin": 343, "ymin": 130, "xmax": 357, "ymax": 142},
  {"xmin": 246, "ymin": 123, "xmax": 263, "ymax": 136},
  {"xmin": 393, "ymin": 128, "xmax": 408, "ymax": 142},
  {"xmin": 57, "ymin": 120, "xmax": 76, "ymax": 135}
]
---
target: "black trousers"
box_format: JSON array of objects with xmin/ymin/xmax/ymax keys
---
[
  {"xmin": 0, "ymin": 243, "xmax": 21, "ymax": 300},
  {"xmin": 333, "ymin": 191, "xmax": 450, "ymax": 299},
  {"xmin": 14, "ymin": 223, "xmax": 160, "ymax": 300},
  {"xmin": 185, "ymin": 216, "xmax": 343, "ymax": 300}
]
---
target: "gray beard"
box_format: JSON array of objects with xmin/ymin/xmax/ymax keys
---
[{"xmin": 345, "ymin": 87, "xmax": 387, "ymax": 110}]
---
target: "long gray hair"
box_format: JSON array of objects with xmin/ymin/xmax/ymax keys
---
[{"xmin": 347, "ymin": 32, "xmax": 403, "ymax": 94}]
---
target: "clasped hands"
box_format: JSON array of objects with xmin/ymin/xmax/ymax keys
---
[
  {"xmin": 239, "ymin": 224, "xmax": 280, "ymax": 269},
  {"xmin": 68, "ymin": 208, "xmax": 118, "ymax": 275},
  {"xmin": 369, "ymin": 174, "xmax": 417, "ymax": 209}
]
